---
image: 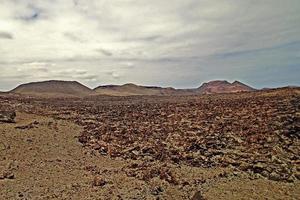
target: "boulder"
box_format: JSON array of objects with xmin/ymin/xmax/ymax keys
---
[
  {"xmin": 92, "ymin": 176, "xmax": 107, "ymax": 187},
  {"xmin": 0, "ymin": 111, "xmax": 16, "ymax": 123},
  {"xmin": 0, "ymin": 171, "xmax": 15, "ymax": 179}
]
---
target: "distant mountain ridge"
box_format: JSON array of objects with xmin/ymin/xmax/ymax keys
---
[{"xmin": 9, "ymin": 80, "xmax": 256, "ymax": 97}]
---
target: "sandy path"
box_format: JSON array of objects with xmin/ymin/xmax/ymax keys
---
[{"xmin": 0, "ymin": 113, "xmax": 131, "ymax": 200}]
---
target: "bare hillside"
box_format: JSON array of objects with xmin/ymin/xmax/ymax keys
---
[
  {"xmin": 10, "ymin": 80, "xmax": 94, "ymax": 97},
  {"xmin": 198, "ymin": 80, "xmax": 255, "ymax": 94}
]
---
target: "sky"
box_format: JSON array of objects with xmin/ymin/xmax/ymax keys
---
[{"xmin": 0, "ymin": 0, "xmax": 300, "ymax": 91}]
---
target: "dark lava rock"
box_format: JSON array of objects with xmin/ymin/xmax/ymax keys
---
[
  {"xmin": 151, "ymin": 186, "xmax": 164, "ymax": 195},
  {"xmin": 15, "ymin": 121, "xmax": 39, "ymax": 129},
  {"xmin": 191, "ymin": 191, "xmax": 206, "ymax": 200},
  {"xmin": 0, "ymin": 111, "xmax": 16, "ymax": 123},
  {"xmin": 0, "ymin": 171, "xmax": 15, "ymax": 180}
]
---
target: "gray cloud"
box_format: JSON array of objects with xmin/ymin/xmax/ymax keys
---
[
  {"xmin": 0, "ymin": 31, "xmax": 13, "ymax": 39},
  {"xmin": 19, "ymin": 10, "xmax": 40, "ymax": 21},
  {"xmin": 0, "ymin": 0, "xmax": 299, "ymax": 90},
  {"xmin": 13, "ymin": 2, "xmax": 42, "ymax": 22},
  {"xmin": 64, "ymin": 32, "xmax": 86, "ymax": 43},
  {"xmin": 120, "ymin": 35, "xmax": 163, "ymax": 43},
  {"xmin": 97, "ymin": 48, "xmax": 113, "ymax": 57}
]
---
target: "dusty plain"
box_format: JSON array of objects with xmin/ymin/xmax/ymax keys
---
[{"xmin": 0, "ymin": 88, "xmax": 299, "ymax": 199}]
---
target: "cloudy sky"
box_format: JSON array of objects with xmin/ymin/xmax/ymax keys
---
[{"xmin": 0, "ymin": 0, "xmax": 299, "ymax": 91}]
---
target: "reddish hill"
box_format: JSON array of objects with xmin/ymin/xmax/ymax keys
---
[
  {"xmin": 8, "ymin": 80, "xmax": 256, "ymax": 97},
  {"xmin": 10, "ymin": 80, "xmax": 94, "ymax": 97},
  {"xmin": 94, "ymin": 81, "xmax": 255, "ymax": 96},
  {"xmin": 198, "ymin": 80, "xmax": 255, "ymax": 94}
]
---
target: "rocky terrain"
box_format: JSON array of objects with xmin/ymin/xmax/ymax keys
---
[{"xmin": 0, "ymin": 87, "xmax": 299, "ymax": 199}]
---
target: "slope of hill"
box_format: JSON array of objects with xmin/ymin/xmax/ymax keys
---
[
  {"xmin": 93, "ymin": 83, "xmax": 180, "ymax": 96},
  {"xmin": 198, "ymin": 80, "xmax": 255, "ymax": 94},
  {"xmin": 8, "ymin": 80, "xmax": 256, "ymax": 97},
  {"xmin": 94, "ymin": 81, "xmax": 255, "ymax": 96},
  {"xmin": 10, "ymin": 80, "xmax": 94, "ymax": 97}
]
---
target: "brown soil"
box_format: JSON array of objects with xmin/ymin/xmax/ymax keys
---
[{"xmin": 1, "ymin": 112, "xmax": 299, "ymax": 199}]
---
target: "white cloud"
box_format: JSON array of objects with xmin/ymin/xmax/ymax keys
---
[{"xmin": 0, "ymin": 0, "xmax": 299, "ymax": 90}]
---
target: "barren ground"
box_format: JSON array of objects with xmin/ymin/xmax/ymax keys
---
[{"xmin": 0, "ymin": 88, "xmax": 300, "ymax": 199}]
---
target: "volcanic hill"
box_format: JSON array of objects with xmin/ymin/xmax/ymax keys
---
[
  {"xmin": 10, "ymin": 80, "xmax": 94, "ymax": 97},
  {"xmin": 197, "ymin": 80, "xmax": 255, "ymax": 94},
  {"xmin": 8, "ymin": 80, "xmax": 256, "ymax": 97},
  {"xmin": 93, "ymin": 83, "xmax": 179, "ymax": 96}
]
